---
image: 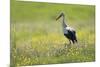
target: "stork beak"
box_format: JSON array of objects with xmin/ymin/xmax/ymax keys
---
[{"xmin": 56, "ymin": 14, "xmax": 62, "ymax": 21}]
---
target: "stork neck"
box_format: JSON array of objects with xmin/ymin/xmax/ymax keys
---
[{"xmin": 62, "ymin": 16, "xmax": 67, "ymax": 28}]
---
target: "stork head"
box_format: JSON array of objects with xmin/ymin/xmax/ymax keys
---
[{"xmin": 56, "ymin": 12, "xmax": 64, "ymax": 21}]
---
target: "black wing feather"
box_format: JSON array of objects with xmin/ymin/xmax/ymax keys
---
[{"xmin": 64, "ymin": 30, "xmax": 77, "ymax": 43}]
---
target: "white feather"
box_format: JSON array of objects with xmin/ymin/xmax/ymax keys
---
[
  {"xmin": 66, "ymin": 27, "xmax": 75, "ymax": 31},
  {"xmin": 63, "ymin": 26, "xmax": 75, "ymax": 34}
]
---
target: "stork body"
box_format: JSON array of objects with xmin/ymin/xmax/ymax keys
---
[{"xmin": 56, "ymin": 13, "xmax": 77, "ymax": 44}]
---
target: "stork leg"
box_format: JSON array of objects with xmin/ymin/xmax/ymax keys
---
[
  {"xmin": 75, "ymin": 39, "xmax": 78, "ymax": 43},
  {"xmin": 69, "ymin": 39, "xmax": 71, "ymax": 44},
  {"xmin": 72, "ymin": 40, "xmax": 75, "ymax": 44},
  {"xmin": 64, "ymin": 42, "xmax": 67, "ymax": 48}
]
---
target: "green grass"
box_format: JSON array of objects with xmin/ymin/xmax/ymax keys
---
[{"xmin": 10, "ymin": 1, "xmax": 95, "ymax": 67}]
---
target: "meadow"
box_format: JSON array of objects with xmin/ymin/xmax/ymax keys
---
[{"xmin": 10, "ymin": 1, "xmax": 95, "ymax": 67}]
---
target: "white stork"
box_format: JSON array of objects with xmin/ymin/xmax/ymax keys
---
[{"xmin": 56, "ymin": 12, "xmax": 77, "ymax": 44}]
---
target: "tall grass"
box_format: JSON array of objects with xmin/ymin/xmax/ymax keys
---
[{"xmin": 10, "ymin": 1, "xmax": 95, "ymax": 67}]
